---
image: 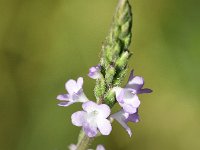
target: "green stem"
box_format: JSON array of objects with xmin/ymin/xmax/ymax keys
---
[{"xmin": 76, "ymin": 130, "xmax": 94, "ymax": 150}]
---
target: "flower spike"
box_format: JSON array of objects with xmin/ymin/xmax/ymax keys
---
[{"xmin": 57, "ymin": 0, "xmax": 152, "ymax": 148}]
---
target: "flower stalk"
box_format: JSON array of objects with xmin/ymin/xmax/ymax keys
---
[
  {"xmin": 57, "ymin": 0, "xmax": 152, "ymax": 150},
  {"xmin": 76, "ymin": 130, "xmax": 93, "ymax": 150},
  {"xmin": 75, "ymin": 0, "xmax": 132, "ymax": 149}
]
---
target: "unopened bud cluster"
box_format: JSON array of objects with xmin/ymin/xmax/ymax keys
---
[{"xmin": 95, "ymin": 0, "xmax": 133, "ymax": 107}]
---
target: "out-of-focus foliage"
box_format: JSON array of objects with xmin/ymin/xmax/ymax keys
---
[{"xmin": 0, "ymin": 0, "xmax": 200, "ymax": 150}]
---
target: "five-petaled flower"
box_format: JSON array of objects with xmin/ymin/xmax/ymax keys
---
[
  {"xmin": 110, "ymin": 109, "xmax": 139, "ymax": 137},
  {"xmin": 71, "ymin": 101, "xmax": 112, "ymax": 137},
  {"xmin": 88, "ymin": 65, "xmax": 102, "ymax": 79},
  {"xmin": 57, "ymin": 77, "xmax": 89, "ymax": 107},
  {"xmin": 113, "ymin": 70, "xmax": 152, "ymax": 114}
]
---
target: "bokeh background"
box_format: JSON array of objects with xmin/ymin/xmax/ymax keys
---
[{"xmin": 0, "ymin": 0, "xmax": 200, "ymax": 149}]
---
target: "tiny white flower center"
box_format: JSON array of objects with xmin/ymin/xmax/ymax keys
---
[{"xmin": 86, "ymin": 110, "xmax": 99, "ymax": 126}]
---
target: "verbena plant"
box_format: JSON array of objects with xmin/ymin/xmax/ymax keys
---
[{"xmin": 57, "ymin": 0, "xmax": 152, "ymax": 149}]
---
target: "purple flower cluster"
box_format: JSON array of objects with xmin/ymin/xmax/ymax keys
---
[
  {"xmin": 111, "ymin": 70, "xmax": 152, "ymax": 136},
  {"xmin": 57, "ymin": 65, "xmax": 152, "ymax": 149}
]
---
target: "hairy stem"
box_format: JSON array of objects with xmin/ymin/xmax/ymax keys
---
[{"xmin": 76, "ymin": 130, "xmax": 94, "ymax": 150}]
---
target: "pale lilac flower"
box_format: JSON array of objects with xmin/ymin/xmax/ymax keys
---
[
  {"xmin": 126, "ymin": 70, "xmax": 152, "ymax": 94},
  {"xmin": 69, "ymin": 144, "xmax": 105, "ymax": 150},
  {"xmin": 110, "ymin": 109, "xmax": 139, "ymax": 137},
  {"xmin": 71, "ymin": 101, "xmax": 112, "ymax": 137},
  {"xmin": 113, "ymin": 87, "xmax": 140, "ymax": 114},
  {"xmin": 57, "ymin": 77, "xmax": 89, "ymax": 107},
  {"xmin": 88, "ymin": 65, "xmax": 101, "ymax": 79},
  {"xmin": 113, "ymin": 70, "xmax": 152, "ymax": 114}
]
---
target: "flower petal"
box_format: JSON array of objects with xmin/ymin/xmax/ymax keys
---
[
  {"xmin": 110, "ymin": 110, "xmax": 132, "ymax": 137},
  {"xmin": 137, "ymin": 88, "xmax": 152, "ymax": 94},
  {"xmin": 122, "ymin": 90, "xmax": 135, "ymax": 103},
  {"xmin": 132, "ymin": 94, "xmax": 141, "ymax": 107},
  {"xmin": 123, "ymin": 104, "xmax": 137, "ymax": 114},
  {"xmin": 71, "ymin": 111, "xmax": 86, "ymax": 126},
  {"xmin": 88, "ymin": 65, "xmax": 101, "ymax": 79},
  {"xmin": 58, "ymin": 101, "xmax": 74, "ymax": 107},
  {"xmin": 83, "ymin": 122, "xmax": 98, "ymax": 137},
  {"xmin": 68, "ymin": 144, "xmax": 77, "ymax": 150},
  {"xmin": 65, "ymin": 79, "xmax": 80, "ymax": 94},
  {"xmin": 82, "ymin": 101, "xmax": 98, "ymax": 113},
  {"xmin": 113, "ymin": 87, "xmax": 124, "ymax": 103},
  {"xmin": 97, "ymin": 104, "xmax": 111, "ymax": 118},
  {"xmin": 130, "ymin": 76, "xmax": 144, "ymax": 86},
  {"xmin": 89, "ymin": 72, "xmax": 101, "ymax": 79},
  {"xmin": 77, "ymin": 77, "xmax": 83, "ymax": 89},
  {"xmin": 75, "ymin": 91, "xmax": 89, "ymax": 102},
  {"xmin": 128, "ymin": 69, "xmax": 134, "ymax": 81},
  {"xmin": 126, "ymin": 76, "xmax": 144, "ymax": 92},
  {"xmin": 97, "ymin": 118, "xmax": 112, "ymax": 136},
  {"xmin": 96, "ymin": 145, "xmax": 105, "ymax": 150},
  {"xmin": 56, "ymin": 94, "xmax": 69, "ymax": 100},
  {"xmin": 123, "ymin": 93, "xmax": 140, "ymax": 108},
  {"xmin": 126, "ymin": 112, "xmax": 140, "ymax": 123}
]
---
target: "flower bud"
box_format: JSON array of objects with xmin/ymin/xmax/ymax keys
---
[{"xmin": 116, "ymin": 51, "xmax": 129, "ymax": 69}]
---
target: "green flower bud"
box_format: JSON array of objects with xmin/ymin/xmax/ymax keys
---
[
  {"xmin": 94, "ymin": 78, "xmax": 106, "ymax": 101},
  {"xmin": 123, "ymin": 34, "xmax": 131, "ymax": 49},
  {"xmin": 105, "ymin": 66, "xmax": 115, "ymax": 86},
  {"xmin": 113, "ymin": 68, "xmax": 128, "ymax": 86},
  {"xmin": 116, "ymin": 51, "xmax": 129, "ymax": 69},
  {"xmin": 104, "ymin": 90, "xmax": 116, "ymax": 107},
  {"xmin": 121, "ymin": 21, "xmax": 131, "ymax": 38}
]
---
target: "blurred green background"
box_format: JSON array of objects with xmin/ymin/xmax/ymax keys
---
[{"xmin": 0, "ymin": 0, "xmax": 200, "ymax": 149}]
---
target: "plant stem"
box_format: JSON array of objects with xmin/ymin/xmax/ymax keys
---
[{"xmin": 76, "ymin": 130, "xmax": 94, "ymax": 150}]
